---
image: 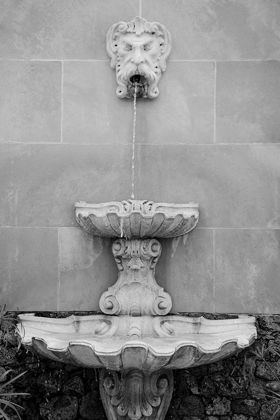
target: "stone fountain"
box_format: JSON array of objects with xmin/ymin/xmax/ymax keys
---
[
  {"xmin": 18, "ymin": 199, "xmax": 256, "ymax": 420},
  {"xmin": 17, "ymin": 17, "xmax": 257, "ymax": 420}
]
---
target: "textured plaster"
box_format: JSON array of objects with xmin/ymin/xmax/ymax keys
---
[
  {"xmin": 217, "ymin": 61, "xmax": 280, "ymax": 144},
  {"xmin": 137, "ymin": 144, "xmax": 280, "ymax": 229},
  {"xmin": 58, "ymin": 228, "xmax": 115, "ymax": 311},
  {"xmin": 0, "ymin": 0, "xmax": 139, "ymax": 59},
  {"xmin": 0, "ymin": 144, "xmax": 133, "ymax": 227},
  {"xmin": 0, "ymin": 228, "xmax": 58, "ymax": 310},
  {"xmin": 0, "ymin": 61, "xmax": 61, "ymax": 143},
  {"xmin": 215, "ymin": 229, "xmax": 280, "ymax": 313},
  {"xmin": 63, "ymin": 61, "xmax": 134, "ymax": 144},
  {"xmin": 142, "ymin": 0, "xmax": 280, "ymax": 60}
]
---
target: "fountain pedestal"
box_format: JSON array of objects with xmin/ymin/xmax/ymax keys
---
[
  {"xmin": 99, "ymin": 238, "xmax": 171, "ymax": 317},
  {"xmin": 18, "ymin": 199, "xmax": 257, "ymax": 420}
]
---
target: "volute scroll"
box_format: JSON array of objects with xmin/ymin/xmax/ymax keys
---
[
  {"xmin": 99, "ymin": 238, "xmax": 172, "ymax": 316},
  {"xmin": 100, "ymin": 369, "xmax": 174, "ymax": 420}
]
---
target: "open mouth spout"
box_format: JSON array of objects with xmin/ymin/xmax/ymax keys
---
[{"xmin": 129, "ymin": 74, "xmax": 147, "ymax": 98}]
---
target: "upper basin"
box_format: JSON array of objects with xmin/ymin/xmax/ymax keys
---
[
  {"xmin": 18, "ymin": 314, "xmax": 256, "ymax": 372},
  {"xmin": 75, "ymin": 199, "xmax": 199, "ymax": 239}
]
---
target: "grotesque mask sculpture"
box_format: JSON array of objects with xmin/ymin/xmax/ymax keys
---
[{"xmin": 106, "ymin": 16, "xmax": 172, "ymax": 99}]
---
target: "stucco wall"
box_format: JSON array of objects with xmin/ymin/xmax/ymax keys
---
[{"xmin": 0, "ymin": 0, "xmax": 280, "ymax": 313}]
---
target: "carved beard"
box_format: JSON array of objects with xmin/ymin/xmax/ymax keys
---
[{"xmin": 116, "ymin": 61, "xmax": 160, "ymax": 98}]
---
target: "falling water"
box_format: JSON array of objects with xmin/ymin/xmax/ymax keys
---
[{"xmin": 131, "ymin": 88, "xmax": 137, "ymax": 199}]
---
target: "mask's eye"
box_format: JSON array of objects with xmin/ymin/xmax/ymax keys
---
[
  {"xmin": 123, "ymin": 43, "xmax": 132, "ymax": 51},
  {"xmin": 144, "ymin": 43, "xmax": 152, "ymax": 51}
]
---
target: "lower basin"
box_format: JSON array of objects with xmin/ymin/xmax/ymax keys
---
[{"xmin": 18, "ymin": 313, "xmax": 256, "ymax": 372}]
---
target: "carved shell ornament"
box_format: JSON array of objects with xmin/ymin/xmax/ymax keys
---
[{"xmin": 106, "ymin": 16, "xmax": 172, "ymax": 98}]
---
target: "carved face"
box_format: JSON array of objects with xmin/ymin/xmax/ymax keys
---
[
  {"xmin": 107, "ymin": 17, "xmax": 172, "ymax": 99},
  {"xmin": 114, "ymin": 33, "xmax": 162, "ymax": 98},
  {"xmin": 117, "ymin": 33, "xmax": 161, "ymax": 73}
]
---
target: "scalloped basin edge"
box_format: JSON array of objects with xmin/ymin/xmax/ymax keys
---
[
  {"xmin": 18, "ymin": 314, "xmax": 256, "ymax": 372},
  {"xmin": 75, "ymin": 200, "xmax": 199, "ymax": 238}
]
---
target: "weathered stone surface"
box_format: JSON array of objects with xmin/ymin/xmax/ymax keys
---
[
  {"xmin": 0, "ymin": 61, "xmax": 61, "ymax": 143},
  {"xmin": 138, "ymin": 144, "xmax": 280, "ymax": 229},
  {"xmin": 0, "ymin": 347, "xmax": 17, "ymax": 366},
  {"xmin": 217, "ymin": 378, "xmax": 247, "ymax": 399},
  {"xmin": 58, "ymin": 228, "xmax": 115, "ymax": 311},
  {"xmin": 63, "ymin": 61, "xmax": 135, "ymax": 145},
  {"xmin": 0, "ymin": 146, "xmax": 16, "ymax": 226},
  {"xmin": 25, "ymin": 356, "xmax": 45, "ymax": 374},
  {"xmin": 79, "ymin": 391, "xmax": 105, "ymax": 420},
  {"xmin": 232, "ymin": 399, "xmax": 260, "ymax": 416},
  {"xmin": 206, "ymin": 397, "xmax": 231, "ymax": 416},
  {"xmin": 136, "ymin": 62, "xmax": 214, "ymax": 145},
  {"xmin": 0, "ymin": 0, "xmax": 279, "ymax": 321},
  {"xmin": 0, "ymin": 144, "xmax": 132, "ymax": 228},
  {"xmin": 37, "ymin": 372, "xmax": 61, "ymax": 394},
  {"xmin": 0, "ymin": 0, "xmax": 138, "ymax": 59},
  {"xmin": 256, "ymin": 361, "xmax": 280, "ymax": 380},
  {"xmin": 266, "ymin": 381, "xmax": 280, "ymax": 393},
  {"xmin": 0, "ymin": 228, "xmax": 58, "ymax": 311},
  {"xmin": 63, "ymin": 376, "xmax": 85, "ymax": 396},
  {"xmin": 217, "ymin": 61, "xmax": 280, "ymax": 144},
  {"xmin": 215, "ymin": 229, "xmax": 280, "ymax": 313},
  {"xmin": 200, "ymin": 377, "xmax": 216, "ymax": 398},
  {"xmin": 204, "ymin": 368, "xmax": 248, "ymax": 399},
  {"xmin": 249, "ymin": 379, "xmax": 266, "ymax": 400},
  {"xmin": 232, "ymin": 415, "xmax": 249, "ymax": 420},
  {"xmin": 156, "ymin": 229, "xmax": 214, "ymax": 313},
  {"xmin": 40, "ymin": 396, "xmax": 78, "ymax": 420},
  {"xmin": 258, "ymin": 315, "xmax": 280, "ymax": 333},
  {"xmin": 260, "ymin": 399, "xmax": 280, "ymax": 420},
  {"xmin": 174, "ymin": 370, "xmax": 196, "ymax": 398},
  {"xmin": 178, "ymin": 395, "xmax": 205, "ymax": 418},
  {"xmin": 142, "ymin": 0, "xmax": 280, "ymax": 60}
]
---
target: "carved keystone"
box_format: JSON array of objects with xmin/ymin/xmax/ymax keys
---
[
  {"xmin": 99, "ymin": 238, "xmax": 172, "ymax": 316},
  {"xmin": 100, "ymin": 369, "xmax": 174, "ymax": 420}
]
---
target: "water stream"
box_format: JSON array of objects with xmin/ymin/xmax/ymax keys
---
[{"xmin": 131, "ymin": 89, "xmax": 137, "ymax": 199}]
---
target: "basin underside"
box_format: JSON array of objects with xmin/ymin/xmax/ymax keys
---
[{"xmin": 18, "ymin": 314, "xmax": 256, "ymax": 372}]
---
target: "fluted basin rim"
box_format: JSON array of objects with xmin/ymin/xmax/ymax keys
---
[
  {"xmin": 75, "ymin": 199, "xmax": 199, "ymax": 238},
  {"xmin": 18, "ymin": 314, "xmax": 256, "ymax": 372}
]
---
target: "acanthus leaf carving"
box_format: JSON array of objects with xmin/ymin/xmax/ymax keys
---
[{"xmin": 100, "ymin": 369, "xmax": 174, "ymax": 420}]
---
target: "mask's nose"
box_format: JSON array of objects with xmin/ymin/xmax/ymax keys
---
[{"xmin": 131, "ymin": 49, "xmax": 144, "ymax": 65}]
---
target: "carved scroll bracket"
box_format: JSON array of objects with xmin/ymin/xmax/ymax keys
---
[
  {"xmin": 100, "ymin": 369, "xmax": 174, "ymax": 420},
  {"xmin": 99, "ymin": 238, "xmax": 172, "ymax": 316}
]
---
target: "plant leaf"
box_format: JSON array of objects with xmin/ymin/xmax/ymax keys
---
[{"xmin": 0, "ymin": 372, "xmax": 27, "ymax": 390}]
